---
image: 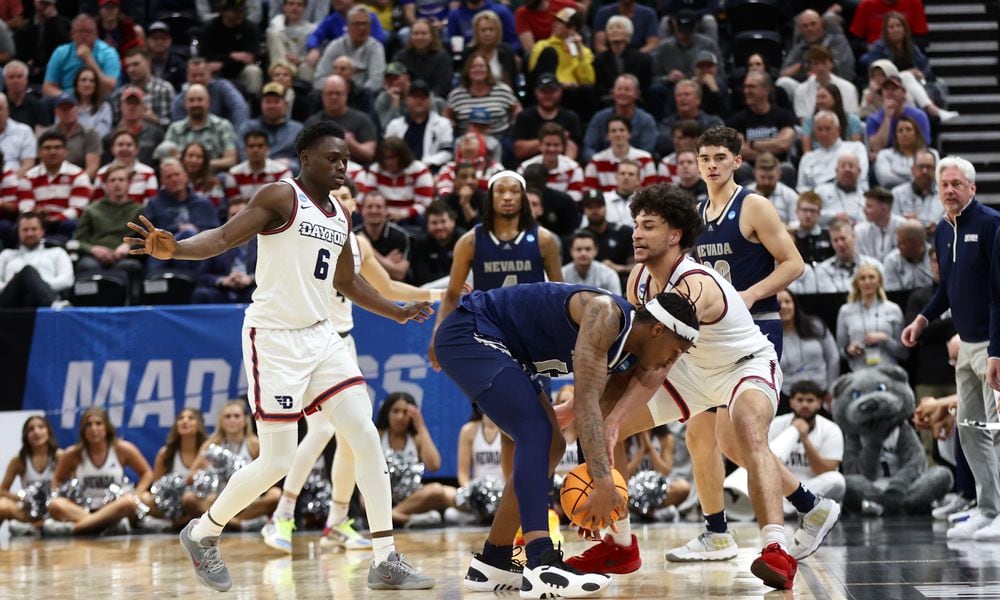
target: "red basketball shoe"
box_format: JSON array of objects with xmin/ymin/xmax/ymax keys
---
[
  {"xmin": 750, "ymin": 543, "xmax": 797, "ymax": 590},
  {"xmin": 564, "ymin": 534, "xmax": 641, "ymax": 574}
]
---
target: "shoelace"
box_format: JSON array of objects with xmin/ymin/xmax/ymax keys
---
[
  {"xmin": 385, "ymin": 554, "xmax": 418, "ymax": 575},
  {"xmin": 200, "ymin": 542, "xmax": 226, "ymax": 574},
  {"xmin": 546, "ymin": 543, "xmax": 586, "ymax": 575}
]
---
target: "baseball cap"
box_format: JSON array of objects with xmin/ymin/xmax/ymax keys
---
[
  {"xmin": 147, "ymin": 21, "xmax": 171, "ymax": 35},
  {"xmin": 535, "ymin": 73, "xmax": 561, "ymax": 90},
  {"xmin": 881, "ymin": 74, "xmax": 904, "ymax": 89},
  {"xmin": 385, "ymin": 62, "xmax": 408, "ymax": 77},
  {"xmin": 262, "ymin": 81, "xmax": 286, "ymax": 96},
  {"xmin": 54, "ymin": 93, "xmax": 77, "ymax": 107},
  {"xmin": 675, "ymin": 9, "xmax": 697, "ymax": 31},
  {"xmin": 555, "ymin": 7, "xmax": 577, "ymax": 22},
  {"xmin": 468, "ymin": 107, "xmax": 492, "ymax": 125},
  {"xmin": 122, "ymin": 86, "xmax": 145, "ymax": 102},
  {"xmin": 694, "ymin": 50, "xmax": 717, "ymax": 65},
  {"xmin": 869, "ymin": 59, "xmax": 899, "ymax": 78},
  {"xmin": 408, "ymin": 79, "xmax": 431, "ymax": 95},
  {"xmin": 581, "ymin": 189, "xmax": 605, "ymax": 206}
]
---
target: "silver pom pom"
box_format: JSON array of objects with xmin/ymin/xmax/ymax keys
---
[
  {"xmin": 455, "ymin": 478, "xmax": 504, "ymax": 520},
  {"xmin": 192, "ymin": 444, "xmax": 249, "ymax": 499},
  {"xmin": 627, "ymin": 470, "xmax": 669, "ymax": 517},
  {"xmin": 385, "ymin": 451, "xmax": 424, "ymax": 504},
  {"xmin": 18, "ymin": 481, "xmax": 51, "ymax": 520},
  {"xmin": 300, "ymin": 472, "xmax": 332, "ymax": 521},
  {"xmin": 150, "ymin": 474, "xmax": 188, "ymax": 521},
  {"xmin": 52, "ymin": 478, "xmax": 87, "ymax": 508}
]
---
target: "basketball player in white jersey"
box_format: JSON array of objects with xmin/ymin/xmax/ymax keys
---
[
  {"xmin": 562, "ymin": 185, "xmax": 828, "ymax": 590},
  {"xmin": 261, "ymin": 180, "xmax": 445, "ymax": 554},
  {"xmin": 125, "ymin": 121, "xmax": 435, "ymax": 592}
]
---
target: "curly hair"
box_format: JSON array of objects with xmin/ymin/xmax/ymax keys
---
[{"xmin": 629, "ymin": 184, "xmax": 704, "ymax": 249}]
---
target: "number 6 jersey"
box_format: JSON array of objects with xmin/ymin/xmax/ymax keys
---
[{"xmin": 245, "ymin": 178, "xmax": 351, "ymax": 330}]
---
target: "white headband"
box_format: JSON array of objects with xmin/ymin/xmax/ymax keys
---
[
  {"xmin": 487, "ymin": 170, "xmax": 526, "ymax": 190},
  {"xmin": 644, "ymin": 298, "xmax": 699, "ymax": 343}
]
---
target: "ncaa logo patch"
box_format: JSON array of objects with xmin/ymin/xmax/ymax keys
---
[
  {"xmin": 727, "ymin": 211, "xmax": 736, "ymax": 220},
  {"xmin": 526, "ymin": 234, "xmax": 536, "ymax": 242},
  {"xmin": 274, "ymin": 395, "xmax": 294, "ymax": 410}
]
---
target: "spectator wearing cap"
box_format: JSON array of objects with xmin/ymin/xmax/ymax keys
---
[
  {"xmin": 17, "ymin": 130, "xmax": 92, "ymax": 241},
  {"xmin": 650, "ymin": 9, "xmax": 724, "ymax": 121},
  {"xmin": 865, "ymin": 73, "xmax": 930, "ymax": 160},
  {"xmin": 797, "ymin": 110, "xmax": 869, "ymax": 192},
  {"xmin": 562, "ymin": 230, "xmax": 622, "ymax": 294},
  {"xmin": 43, "ymin": 94, "xmax": 101, "ymax": 180},
  {"xmin": 43, "ymin": 14, "xmax": 120, "ymax": 98},
  {"xmin": 521, "ymin": 162, "xmax": 580, "ymax": 236},
  {"xmin": 592, "ymin": 0, "xmax": 658, "ymax": 54},
  {"xmin": 200, "ymin": 0, "xmax": 265, "ymax": 95},
  {"xmin": 692, "ymin": 50, "xmax": 729, "ymax": 117},
  {"xmin": 164, "ymin": 84, "xmax": 239, "ymax": 172},
  {"xmin": 528, "ymin": 7, "xmax": 596, "ymax": 118},
  {"xmin": 4, "ymin": 61, "xmax": 49, "ymax": 132},
  {"xmin": 96, "ymin": 0, "xmax": 142, "ymax": 65},
  {"xmin": 654, "ymin": 77, "xmax": 722, "ymax": 157},
  {"xmin": 855, "ymin": 186, "xmax": 905, "ymax": 262},
  {"xmin": 860, "ymin": 58, "xmax": 953, "ymax": 124},
  {"xmin": 267, "ymin": 0, "xmax": 319, "ymax": 83},
  {"xmin": 464, "ymin": 107, "xmax": 502, "ymax": 164},
  {"xmin": 14, "ymin": 0, "xmax": 70, "ymax": 86},
  {"xmin": 513, "ymin": 0, "xmax": 579, "ymax": 55},
  {"xmin": 791, "ymin": 46, "xmax": 859, "ymax": 124},
  {"xmin": 0, "ymin": 93, "xmax": 38, "ymax": 177},
  {"xmin": 511, "ymin": 73, "xmax": 582, "ymax": 161},
  {"xmin": 145, "ymin": 21, "xmax": 187, "ymax": 92},
  {"xmin": 726, "ymin": 70, "xmax": 798, "ymax": 171},
  {"xmin": 104, "ymin": 86, "xmax": 165, "ymax": 167},
  {"xmin": 518, "ymin": 123, "xmax": 583, "ymax": 202},
  {"xmin": 444, "ymin": 52, "xmax": 521, "ymax": 138},
  {"xmin": 779, "ymin": 9, "xmax": 855, "ymax": 90},
  {"xmin": 375, "ymin": 62, "xmax": 414, "ymax": 134},
  {"xmin": 109, "ymin": 48, "xmax": 176, "ymax": 128},
  {"xmin": 574, "ymin": 188, "xmax": 635, "ymax": 288},
  {"xmin": 891, "ymin": 149, "xmax": 941, "ymax": 227},
  {"xmin": 882, "ymin": 219, "xmax": 932, "ymax": 292},
  {"xmin": 306, "ymin": 75, "xmax": 378, "ymax": 164},
  {"xmin": 225, "ymin": 130, "xmax": 292, "ymax": 202},
  {"xmin": 659, "ymin": 0, "xmax": 719, "ymax": 43},
  {"xmin": 391, "ymin": 18, "xmax": 454, "ymax": 98},
  {"xmin": 445, "ymin": 0, "xmax": 520, "ymax": 53},
  {"xmin": 315, "ymin": 5, "xmax": 386, "ymax": 94},
  {"xmin": 849, "ymin": 0, "xmax": 927, "ymax": 46},
  {"xmin": 357, "ymin": 136, "xmax": 435, "ymax": 228},
  {"xmin": 593, "ymin": 15, "xmax": 653, "ymax": 104},
  {"xmin": 384, "ymin": 79, "xmax": 454, "ymax": 171},
  {"xmin": 235, "ymin": 82, "xmax": 305, "ymax": 170},
  {"xmin": 306, "ymin": 0, "xmax": 387, "ymax": 71},
  {"xmin": 461, "ymin": 10, "xmax": 518, "ymax": 88},
  {"xmin": 582, "ymin": 74, "xmax": 656, "ymax": 163},
  {"xmin": 169, "ymin": 57, "xmax": 251, "ymax": 125},
  {"xmin": 747, "ymin": 151, "xmax": 798, "ymax": 225}
]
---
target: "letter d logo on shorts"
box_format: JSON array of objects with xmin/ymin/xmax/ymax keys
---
[{"xmin": 274, "ymin": 395, "xmax": 294, "ymax": 410}]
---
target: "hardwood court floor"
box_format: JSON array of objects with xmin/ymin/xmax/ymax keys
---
[{"xmin": 1, "ymin": 516, "xmax": 998, "ymax": 599}]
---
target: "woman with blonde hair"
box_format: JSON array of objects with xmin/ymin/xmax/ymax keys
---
[
  {"xmin": 460, "ymin": 11, "xmax": 517, "ymax": 88},
  {"xmin": 836, "ymin": 265, "xmax": 907, "ymax": 371},
  {"xmin": 444, "ymin": 52, "xmax": 521, "ymax": 137},
  {"xmin": 44, "ymin": 407, "xmax": 153, "ymax": 535}
]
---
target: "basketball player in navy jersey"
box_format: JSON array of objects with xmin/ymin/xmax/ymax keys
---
[
  {"xmin": 435, "ymin": 282, "xmax": 700, "ymax": 598},
  {"xmin": 125, "ymin": 121, "xmax": 435, "ymax": 592}
]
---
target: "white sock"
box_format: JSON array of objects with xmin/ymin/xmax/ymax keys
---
[
  {"xmin": 274, "ymin": 494, "xmax": 296, "ymax": 520},
  {"xmin": 326, "ymin": 501, "xmax": 350, "ymax": 529},
  {"xmin": 373, "ymin": 535, "xmax": 396, "ymax": 563},
  {"xmin": 610, "ymin": 517, "xmax": 632, "ymax": 547},
  {"xmin": 761, "ymin": 523, "xmax": 787, "ymax": 550},
  {"xmin": 191, "ymin": 512, "xmax": 224, "ymax": 541}
]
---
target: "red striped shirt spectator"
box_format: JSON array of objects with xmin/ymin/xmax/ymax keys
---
[
  {"xmin": 435, "ymin": 131, "xmax": 503, "ymax": 197},
  {"xmin": 517, "ymin": 123, "xmax": 583, "ymax": 202},
  {"xmin": 583, "ymin": 114, "xmax": 657, "ymax": 193},
  {"xmin": 357, "ymin": 137, "xmax": 435, "ymax": 222},
  {"xmin": 224, "ymin": 131, "xmax": 292, "ymax": 202},
  {"xmin": 1, "ymin": 167, "xmax": 18, "ymax": 216},
  {"xmin": 657, "ymin": 154, "xmax": 680, "ymax": 185},
  {"xmin": 93, "ymin": 131, "xmax": 158, "ymax": 204},
  {"xmin": 17, "ymin": 131, "xmax": 92, "ymax": 222}
]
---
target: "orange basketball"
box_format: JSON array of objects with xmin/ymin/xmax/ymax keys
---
[{"xmin": 560, "ymin": 463, "xmax": 629, "ymax": 528}]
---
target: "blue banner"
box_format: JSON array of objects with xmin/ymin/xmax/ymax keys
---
[{"xmin": 22, "ymin": 305, "xmax": 471, "ymax": 478}]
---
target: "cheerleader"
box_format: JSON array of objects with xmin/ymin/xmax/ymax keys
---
[
  {"xmin": 0, "ymin": 416, "xmax": 62, "ymax": 533},
  {"xmin": 140, "ymin": 408, "xmax": 208, "ymax": 526}
]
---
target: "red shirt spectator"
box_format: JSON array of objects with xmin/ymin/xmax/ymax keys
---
[
  {"xmin": 515, "ymin": 0, "xmax": 580, "ymax": 51},
  {"xmin": 358, "ymin": 161, "xmax": 436, "ymax": 221},
  {"xmin": 92, "ymin": 161, "xmax": 158, "ymax": 204},
  {"xmin": 1, "ymin": 167, "xmax": 18, "ymax": 216},
  {"xmin": 225, "ymin": 159, "xmax": 292, "ymax": 201},
  {"xmin": 850, "ymin": 0, "xmax": 928, "ymax": 44},
  {"xmin": 584, "ymin": 147, "xmax": 656, "ymax": 193}
]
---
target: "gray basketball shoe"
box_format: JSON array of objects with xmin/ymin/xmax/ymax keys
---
[{"xmin": 179, "ymin": 520, "xmax": 233, "ymax": 592}]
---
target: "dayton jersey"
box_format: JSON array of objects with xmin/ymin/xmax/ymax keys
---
[
  {"xmin": 328, "ymin": 231, "xmax": 363, "ymax": 334},
  {"xmin": 459, "ymin": 282, "xmax": 636, "ymax": 377},
  {"xmin": 633, "ymin": 256, "xmax": 772, "ymax": 369},
  {"xmin": 471, "ymin": 224, "xmax": 546, "ymax": 290},
  {"xmin": 244, "ymin": 178, "xmax": 351, "ymax": 330},
  {"xmin": 695, "ymin": 185, "xmax": 779, "ymax": 317}
]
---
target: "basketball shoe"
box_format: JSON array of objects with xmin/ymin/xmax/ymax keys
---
[
  {"xmin": 179, "ymin": 519, "xmax": 233, "ymax": 592},
  {"xmin": 564, "ymin": 533, "xmax": 641, "ymax": 574},
  {"xmin": 750, "ymin": 543, "xmax": 797, "ymax": 590},
  {"xmin": 320, "ymin": 518, "xmax": 372, "ymax": 550},
  {"xmin": 665, "ymin": 531, "xmax": 738, "ymax": 562},
  {"xmin": 366, "ymin": 551, "xmax": 436, "ymax": 590},
  {"xmin": 947, "ymin": 510, "xmax": 991, "ymax": 540},
  {"xmin": 463, "ymin": 552, "xmax": 523, "ymax": 592},
  {"xmin": 789, "ymin": 497, "xmax": 841, "ymax": 560},
  {"xmin": 261, "ymin": 517, "xmax": 295, "ymax": 554},
  {"xmin": 521, "ymin": 546, "xmax": 611, "ymax": 599}
]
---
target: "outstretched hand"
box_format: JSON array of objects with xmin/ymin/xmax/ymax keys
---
[
  {"xmin": 397, "ymin": 301, "xmax": 434, "ymax": 324},
  {"xmin": 124, "ymin": 215, "xmax": 177, "ymax": 260}
]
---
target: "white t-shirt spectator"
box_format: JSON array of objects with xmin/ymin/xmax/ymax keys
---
[{"xmin": 768, "ymin": 413, "xmax": 844, "ymax": 482}]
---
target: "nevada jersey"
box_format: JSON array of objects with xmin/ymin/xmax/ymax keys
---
[
  {"xmin": 471, "ymin": 224, "xmax": 546, "ymax": 290},
  {"xmin": 459, "ymin": 282, "xmax": 636, "ymax": 377},
  {"xmin": 695, "ymin": 185, "xmax": 779, "ymax": 318},
  {"xmin": 245, "ymin": 178, "xmax": 351, "ymax": 330},
  {"xmin": 633, "ymin": 256, "xmax": 772, "ymax": 369}
]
